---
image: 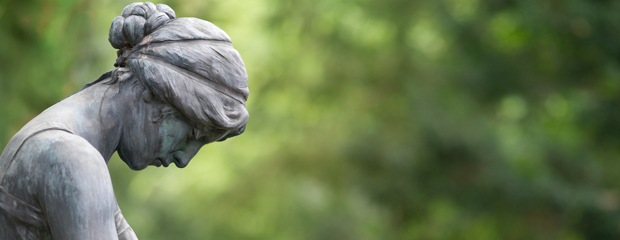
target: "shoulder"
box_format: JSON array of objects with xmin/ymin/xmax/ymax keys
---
[
  {"xmin": 26, "ymin": 130, "xmax": 105, "ymax": 167},
  {"xmin": 5, "ymin": 129, "xmax": 108, "ymax": 185},
  {"xmin": 20, "ymin": 130, "xmax": 112, "ymax": 195},
  {"xmin": 21, "ymin": 132, "xmax": 118, "ymax": 238}
]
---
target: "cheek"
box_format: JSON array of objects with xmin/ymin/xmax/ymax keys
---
[
  {"xmin": 119, "ymin": 112, "xmax": 163, "ymax": 168},
  {"xmin": 157, "ymin": 117, "xmax": 192, "ymax": 153},
  {"xmin": 137, "ymin": 117, "xmax": 163, "ymax": 156}
]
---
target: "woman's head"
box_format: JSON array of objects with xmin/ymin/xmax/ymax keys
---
[
  {"xmin": 94, "ymin": 2, "xmax": 248, "ymax": 169},
  {"xmin": 107, "ymin": 2, "xmax": 248, "ymax": 139}
]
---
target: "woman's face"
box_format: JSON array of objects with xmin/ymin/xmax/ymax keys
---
[{"xmin": 117, "ymin": 102, "xmax": 218, "ymax": 170}]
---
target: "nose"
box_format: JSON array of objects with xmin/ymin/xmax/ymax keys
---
[
  {"xmin": 173, "ymin": 152, "xmax": 189, "ymax": 168},
  {"xmin": 172, "ymin": 141, "xmax": 203, "ymax": 168}
]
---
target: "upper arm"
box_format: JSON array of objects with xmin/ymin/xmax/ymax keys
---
[{"xmin": 37, "ymin": 133, "xmax": 119, "ymax": 240}]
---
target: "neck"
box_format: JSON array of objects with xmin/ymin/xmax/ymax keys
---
[{"xmin": 32, "ymin": 80, "xmax": 132, "ymax": 162}]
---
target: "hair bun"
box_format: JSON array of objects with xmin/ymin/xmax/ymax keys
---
[
  {"xmin": 145, "ymin": 12, "xmax": 170, "ymax": 34},
  {"xmin": 155, "ymin": 4, "xmax": 175, "ymax": 19},
  {"xmin": 109, "ymin": 2, "xmax": 175, "ymax": 49}
]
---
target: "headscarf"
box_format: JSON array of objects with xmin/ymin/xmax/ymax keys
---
[{"xmin": 101, "ymin": 2, "xmax": 248, "ymax": 138}]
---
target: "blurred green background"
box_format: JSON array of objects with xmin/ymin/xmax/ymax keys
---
[{"xmin": 1, "ymin": 0, "xmax": 620, "ymax": 239}]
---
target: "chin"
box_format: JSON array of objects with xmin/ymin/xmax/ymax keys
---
[
  {"xmin": 126, "ymin": 162, "xmax": 149, "ymax": 171},
  {"xmin": 118, "ymin": 150, "xmax": 149, "ymax": 170},
  {"xmin": 125, "ymin": 157, "xmax": 151, "ymax": 170}
]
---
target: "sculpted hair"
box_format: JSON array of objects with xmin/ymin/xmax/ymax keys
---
[{"xmin": 88, "ymin": 2, "xmax": 249, "ymax": 141}]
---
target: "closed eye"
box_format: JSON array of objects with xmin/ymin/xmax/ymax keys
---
[{"xmin": 188, "ymin": 128, "xmax": 201, "ymax": 140}]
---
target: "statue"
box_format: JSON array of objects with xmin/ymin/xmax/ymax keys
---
[{"xmin": 0, "ymin": 2, "xmax": 249, "ymax": 239}]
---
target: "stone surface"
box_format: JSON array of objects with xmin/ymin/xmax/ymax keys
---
[{"xmin": 0, "ymin": 2, "xmax": 248, "ymax": 239}]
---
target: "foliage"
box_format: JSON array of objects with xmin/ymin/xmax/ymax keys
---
[{"xmin": 2, "ymin": 0, "xmax": 620, "ymax": 239}]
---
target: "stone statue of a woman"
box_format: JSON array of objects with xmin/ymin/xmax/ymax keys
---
[{"xmin": 0, "ymin": 2, "xmax": 249, "ymax": 239}]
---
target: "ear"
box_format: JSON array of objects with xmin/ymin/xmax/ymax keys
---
[{"xmin": 142, "ymin": 88, "xmax": 154, "ymax": 103}]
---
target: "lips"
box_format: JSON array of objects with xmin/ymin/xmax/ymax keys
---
[
  {"xmin": 161, "ymin": 158, "xmax": 170, "ymax": 167},
  {"xmin": 151, "ymin": 156, "xmax": 177, "ymax": 168},
  {"xmin": 151, "ymin": 159, "xmax": 161, "ymax": 167},
  {"xmin": 151, "ymin": 158, "xmax": 169, "ymax": 167}
]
